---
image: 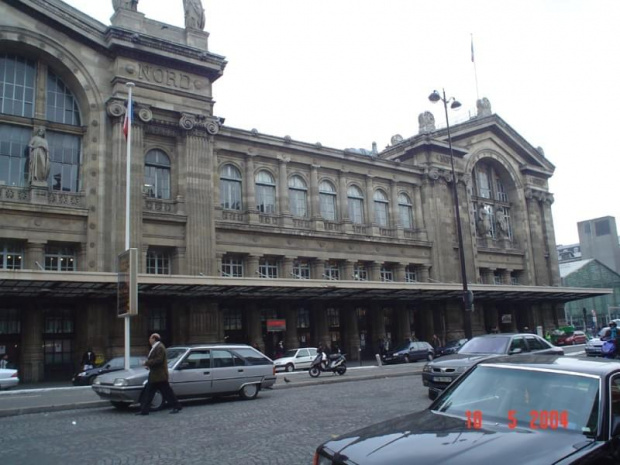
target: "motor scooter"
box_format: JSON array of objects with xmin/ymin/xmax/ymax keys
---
[
  {"xmin": 602, "ymin": 340, "xmax": 616, "ymax": 359},
  {"xmin": 309, "ymin": 352, "xmax": 347, "ymax": 377}
]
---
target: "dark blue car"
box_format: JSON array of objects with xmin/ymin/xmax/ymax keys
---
[
  {"xmin": 436, "ymin": 338, "xmax": 468, "ymax": 357},
  {"xmin": 381, "ymin": 341, "xmax": 434, "ymax": 364}
]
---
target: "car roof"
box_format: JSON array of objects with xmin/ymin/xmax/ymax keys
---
[
  {"xmin": 480, "ymin": 354, "xmax": 620, "ymax": 377},
  {"xmin": 169, "ymin": 343, "xmax": 258, "ymax": 350}
]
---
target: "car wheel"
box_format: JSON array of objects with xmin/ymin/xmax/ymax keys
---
[
  {"xmin": 427, "ymin": 353, "xmax": 434, "ymax": 361},
  {"xmin": 110, "ymin": 401, "xmax": 131, "ymax": 411},
  {"xmin": 239, "ymin": 383, "xmax": 259, "ymax": 400},
  {"xmin": 428, "ymin": 389, "xmax": 437, "ymax": 400},
  {"xmin": 285, "ymin": 363, "xmax": 294, "ymax": 372},
  {"xmin": 403, "ymin": 355, "xmax": 410, "ymax": 363}
]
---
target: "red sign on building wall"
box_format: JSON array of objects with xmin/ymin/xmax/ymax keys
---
[{"xmin": 266, "ymin": 319, "xmax": 286, "ymax": 332}]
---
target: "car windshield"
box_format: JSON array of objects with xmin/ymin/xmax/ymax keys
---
[
  {"xmin": 432, "ymin": 365, "xmax": 600, "ymax": 437},
  {"xmin": 282, "ymin": 349, "xmax": 298, "ymax": 358},
  {"xmin": 459, "ymin": 337, "xmax": 510, "ymax": 354},
  {"xmin": 166, "ymin": 348, "xmax": 187, "ymax": 368},
  {"xmin": 392, "ymin": 342, "xmax": 412, "ymax": 352}
]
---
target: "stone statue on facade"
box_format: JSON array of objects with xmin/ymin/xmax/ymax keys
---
[
  {"xmin": 495, "ymin": 210, "xmax": 509, "ymax": 238},
  {"xmin": 184, "ymin": 0, "xmax": 206, "ymax": 30},
  {"xmin": 28, "ymin": 127, "xmax": 50, "ymax": 184},
  {"xmin": 476, "ymin": 205, "xmax": 492, "ymax": 237},
  {"xmin": 476, "ymin": 97, "xmax": 492, "ymax": 117},
  {"xmin": 418, "ymin": 111, "xmax": 436, "ymax": 134},
  {"xmin": 112, "ymin": 0, "xmax": 138, "ymax": 12}
]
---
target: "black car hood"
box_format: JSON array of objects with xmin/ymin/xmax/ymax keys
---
[{"xmin": 321, "ymin": 410, "xmax": 592, "ymax": 465}]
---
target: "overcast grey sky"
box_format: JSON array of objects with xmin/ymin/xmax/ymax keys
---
[{"xmin": 62, "ymin": 0, "xmax": 620, "ymax": 246}]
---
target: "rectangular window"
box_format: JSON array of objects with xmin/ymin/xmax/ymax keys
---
[
  {"xmin": 44, "ymin": 245, "xmax": 76, "ymax": 271},
  {"xmin": 0, "ymin": 54, "xmax": 36, "ymax": 118},
  {"xmin": 47, "ymin": 131, "xmax": 81, "ymax": 192},
  {"xmin": 0, "ymin": 309, "xmax": 20, "ymax": 335},
  {"xmin": 324, "ymin": 262, "xmax": 340, "ymax": 280},
  {"xmin": 0, "ymin": 241, "xmax": 23, "ymax": 270},
  {"xmin": 297, "ymin": 308, "xmax": 310, "ymax": 329},
  {"xmin": 146, "ymin": 248, "xmax": 171, "ymax": 275},
  {"xmin": 348, "ymin": 198, "xmax": 364, "ymax": 224},
  {"xmin": 476, "ymin": 168, "xmax": 491, "ymax": 199},
  {"xmin": 493, "ymin": 271, "xmax": 503, "ymax": 285},
  {"xmin": 319, "ymin": 193, "xmax": 337, "ymax": 221},
  {"xmin": 353, "ymin": 264, "xmax": 367, "ymax": 281},
  {"xmin": 0, "ymin": 124, "xmax": 30, "ymax": 187},
  {"xmin": 380, "ymin": 267, "xmax": 394, "ymax": 282},
  {"xmin": 327, "ymin": 308, "xmax": 340, "ymax": 327},
  {"xmin": 405, "ymin": 266, "xmax": 417, "ymax": 283},
  {"xmin": 292, "ymin": 260, "xmax": 310, "ymax": 279},
  {"xmin": 223, "ymin": 309, "xmax": 243, "ymax": 331},
  {"xmin": 148, "ymin": 308, "xmax": 168, "ymax": 332},
  {"xmin": 221, "ymin": 257, "xmax": 243, "ymax": 278},
  {"xmin": 258, "ymin": 258, "xmax": 278, "ymax": 279},
  {"xmin": 595, "ymin": 219, "xmax": 611, "ymax": 236}
]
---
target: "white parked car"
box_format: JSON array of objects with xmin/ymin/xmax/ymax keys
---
[
  {"xmin": 0, "ymin": 368, "xmax": 19, "ymax": 390},
  {"xmin": 273, "ymin": 347, "xmax": 318, "ymax": 372}
]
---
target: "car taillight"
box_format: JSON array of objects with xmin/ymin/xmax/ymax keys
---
[
  {"xmin": 273, "ymin": 366, "xmax": 276, "ymax": 375},
  {"xmin": 11, "ymin": 372, "xmax": 17, "ymax": 378}
]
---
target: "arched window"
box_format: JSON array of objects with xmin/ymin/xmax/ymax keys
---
[
  {"xmin": 347, "ymin": 185, "xmax": 364, "ymax": 224},
  {"xmin": 472, "ymin": 161, "xmax": 513, "ymax": 240},
  {"xmin": 144, "ymin": 149, "xmax": 171, "ymax": 199},
  {"xmin": 0, "ymin": 54, "xmax": 82, "ymax": 191},
  {"xmin": 220, "ymin": 164, "xmax": 242, "ymax": 210},
  {"xmin": 288, "ymin": 175, "xmax": 307, "ymax": 217},
  {"xmin": 319, "ymin": 180, "xmax": 337, "ymax": 221},
  {"xmin": 255, "ymin": 170, "xmax": 276, "ymax": 213},
  {"xmin": 398, "ymin": 193, "xmax": 414, "ymax": 229},
  {"xmin": 373, "ymin": 190, "xmax": 389, "ymax": 227}
]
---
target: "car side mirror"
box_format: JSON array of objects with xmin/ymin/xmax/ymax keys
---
[
  {"xmin": 105, "ymin": 364, "xmax": 111, "ymax": 369},
  {"xmin": 510, "ymin": 348, "xmax": 522, "ymax": 355}
]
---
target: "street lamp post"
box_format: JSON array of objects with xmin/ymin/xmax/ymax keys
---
[{"xmin": 429, "ymin": 89, "xmax": 473, "ymax": 340}]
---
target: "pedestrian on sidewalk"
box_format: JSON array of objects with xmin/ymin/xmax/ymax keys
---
[
  {"xmin": 0, "ymin": 354, "xmax": 8, "ymax": 369},
  {"xmin": 136, "ymin": 333, "xmax": 182, "ymax": 416},
  {"xmin": 81, "ymin": 348, "xmax": 96, "ymax": 371}
]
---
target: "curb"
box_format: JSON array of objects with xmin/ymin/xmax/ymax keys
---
[{"xmin": 0, "ymin": 368, "xmax": 422, "ymax": 418}]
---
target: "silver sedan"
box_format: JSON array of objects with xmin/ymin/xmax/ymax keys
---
[
  {"xmin": 0, "ymin": 368, "xmax": 19, "ymax": 390},
  {"xmin": 92, "ymin": 344, "xmax": 276, "ymax": 411}
]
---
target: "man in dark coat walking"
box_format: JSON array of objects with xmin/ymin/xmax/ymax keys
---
[{"xmin": 136, "ymin": 333, "xmax": 182, "ymax": 415}]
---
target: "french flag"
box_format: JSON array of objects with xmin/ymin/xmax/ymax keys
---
[{"xmin": 123, "ymin": 98, "xmax": 133, "ymax": 139}]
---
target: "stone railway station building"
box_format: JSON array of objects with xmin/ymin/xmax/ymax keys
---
[{"xmin": 0, "ymin": 0, "xmax": 608, "ymax": 382}]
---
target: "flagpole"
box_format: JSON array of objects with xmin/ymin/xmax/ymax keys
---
[
  {"xmin": 124, "ymin": 82, "xmax": 134, "ymax": 370},
  {"xmin": 471, "ymin": 33, "xmax": 480, "ymax": 102}
]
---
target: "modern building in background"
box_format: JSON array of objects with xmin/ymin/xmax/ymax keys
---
[
  {"xmin": 0, "ymin": 0, "xmax": 607, "ymax": 382},
  {"xmin": 560, "ymin": 259, "xmax": 620, "ymax": 328},
  {"xmin": 577, "ymin": 216, "xmax": 620, "ymax": 274}
]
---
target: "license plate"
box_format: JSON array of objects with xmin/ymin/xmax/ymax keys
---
[
  {"xmin": 433, "ymin": 376, "xmax": 452, "ymax": 383},
  {"xmin": 100, "ymin": 388, "xmax": 110, "ymax": 395}
]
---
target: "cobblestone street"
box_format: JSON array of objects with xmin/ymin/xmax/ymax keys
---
[{"xmin": 1, "ymin": 375, "xmax": 430, "ymax": 465}]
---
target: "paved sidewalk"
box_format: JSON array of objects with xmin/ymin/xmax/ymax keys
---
[{"xmin": 0, "ymin": 362, "xmax": 422, "ymax": 418}]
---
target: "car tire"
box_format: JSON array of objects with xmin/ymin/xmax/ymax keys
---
[
  {"xmin": 239, "ymin": 383, "xmax": 259, "ymax": 400},
  {"xmin": 110, "ymin": 401, "xmax": 131, "ymax": 410},
  {"xmin": 403, "ymin": 355, "xmax": 410, "ymax": 363},
  {"xmin": 285, "ymin": 363, "xmax": 294, "ymax": 372},
  {"xmin": 427, "ymin": 353, "xmax": 434, "ymax": 361},
  {"xmin": 428, "ymin": 389, "xmax": 437, "ymax": 400}
]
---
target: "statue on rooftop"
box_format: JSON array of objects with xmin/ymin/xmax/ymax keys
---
[
  {"xmin": 112, "ymin": 0, "xmax": 138, "ymax": 12},
  {"xmin": 184, "ymin": 0, "xmax": 206, "ymax": 30}
]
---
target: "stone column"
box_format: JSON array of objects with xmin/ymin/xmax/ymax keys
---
[
  {"xmin": 245, "ymin": 303, "xmax": 263, "ymax": 352},
  {"xmin": 183, "ymin": 129, "xmax": 216, "ymax": 275},
  {"xmin": 394, "ymin": 263, "xmax": 406, "ymax": 282},
  {"xmin": 542, "ymin": 196, "xmax": 560, "ymax": 286},
  {"xmin": 140, "ymin": 244, "xmax": 148, "ymax": 274},
  {"xmin": 25, "ymin": 241, "xmax": 45, "ymax": 271},
  {"xmin": 187, "ymin": 302, "xmax": 222, "ymax": 344},
  {"xmin": 310, "ymin": 164, "xmax": 322, "ymax": 228},
  {"xmin": 395, "ymin": 303, "xmax": 411, "ymax": 343},
  {"xmin": 338, "ymin": 170, "xmax": 350, "ymax": 231},
  {"xmin": 245, "ymin": 153, "xmax": 258, "ymax": 223},
  {"xmin": 312, "ymin": 302, "xmax": 330, "ymax": 348},
  {"xmin": 342, "ymin": 260, "xmax": 354, "ymax": 281},
  {"xmin": 369, "ymin": 262, "xmax": 381, "ymax": 282},
  {"xmin": 413, "ymin": 185, "xmax": 424, "ymax": 230},
  {"xmin": 21, "ymin": 307, "xmax": 43, "ymax": 382},
  {"xmin": 417, "ymin": 265, "xmax": 430, "ymax": 282},
  {"xmin": 502, "ymin": 269, "xmax": 513, "ymax": 285},
  {"xmin": 365, "ymin": 175, "xmax": 374, "ymax": 227},
  {"xmin": 342, "ymin": 305, "xmax": 359, "ymax": 361},
  {"xmin": 77, "ymin": 302, "xmax": 109, "ymax": 361},
  {"xmin": 389, "ymin": 180, "xmax": 399, "ymax": 227},
  {"xmin": 174, "ymin": 246, "xmax": 187, "ymax": 275},
  {"xmin": 78, "ymin": 243, "xmax": 87, "ymax": 272},
  {"xmin": 246, "ymin": 255, "xmax": 260, "ymax": 278},
  {"xmin": 312, "ymin": 259, "xmax": 326, "ymax": 280},
  {"xmin": 283, "ymin": 305, "xmax": 298, "ymax": 350},
  {"xmin": 215, "ymin": 253, "xmax": 224, "ymax": 277},
  {"xmin": 277, "ymin": 155, "xmax": 290, "ymax": 214},
  {"xmin": 370, "ymin": 305, "xmax": 386, "ymax": 354},
  {"xmin": 282, "ymin": 256, "xmax": 295, "ymax": 279}
]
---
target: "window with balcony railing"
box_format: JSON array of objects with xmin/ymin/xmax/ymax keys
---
[
  {"xmin": 292, "ymin": 260, "xmax": 310, "ymax": 279},
  {"xmin": 405, "ymin": 266, "xmax": 417, "ymax": 283},
  {"xmin": 258, "ymin": 258, "xmax": 278, "ymax": 279},
  {"xmin": 353, "ymin": 264, "xmax": 367, "ymax": 281},
  {"xmin": 0, "ymin": 241, "xmax": 22, "ymax": 270},
  {"xmin": 221, "ymin": 256, "xmax": 243, "ymax": 278},
  {"xmin": 380, "ymin": 266, "xmax": 394, "ymax": 282},
  {"xmin": 45, "ymin": 245, "xmax": 76, "ymax": 271},
  {"xmin": 146, "ymin": 248, "xmax": 171, "ymax": 275}
]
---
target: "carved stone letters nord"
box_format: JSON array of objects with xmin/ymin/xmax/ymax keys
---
[{"xmin": 138, "ymin": 64, "xmax": 193, "ymax": 90}]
